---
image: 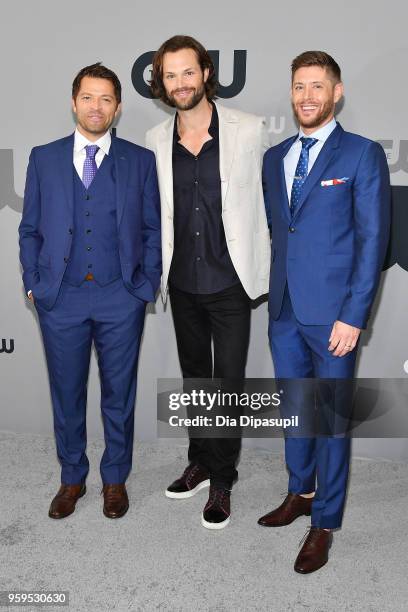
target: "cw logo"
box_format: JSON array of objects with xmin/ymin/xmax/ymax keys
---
[
  {"xmin": 0, "ymin": 339, "xmax": 14, "ymax": 354},
  {"xmin": 131, "ymin": 50, "xmax": 247, "ymax": 99}
]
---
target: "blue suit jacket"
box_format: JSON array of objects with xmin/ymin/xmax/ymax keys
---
[
  {"xmin": 19, "ymin": 133, "xmax": 162, "ymax": 310},
  {"xmin": 263, "ymin": 123, "xmax": 391, "ymax": 328}
]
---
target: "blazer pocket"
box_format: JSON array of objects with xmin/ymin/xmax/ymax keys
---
[{"xmin": 319, "ymin": 182, "xmax": 351, "ymax": 192}]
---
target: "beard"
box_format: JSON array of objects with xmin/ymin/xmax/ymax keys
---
[
  {"xmin": 293, "ymin": 100, "xmax": 334, "ymax": 131},
  {"xmin": 167, "ymin": 81, "xmax": 206, "ymax": 111},
  {"xmin": 76, "ymin": 114, "xmax": 112, "ymax": 137}
]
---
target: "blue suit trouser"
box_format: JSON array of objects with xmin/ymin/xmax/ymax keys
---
[
  {"xmin": 35, "ymin": 278, "xmax": 146, "ymax": 485},
  {"xmin": 269, "ymin": 287, "xmax": 357, "ymax": 529}
]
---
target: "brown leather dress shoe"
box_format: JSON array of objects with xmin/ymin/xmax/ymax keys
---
[
  {"xmin": 48, "ymin": 483, "xmax": 86, "ymax": 519},
  {"xmin": 257, "ymin": 493, "xmax": 313, "ymax": 527},
  {"xmin": 102, "ymin": 484, "xmax": 129, "ymax": 518},
  {"xmin": 294, "ymin": 527, "xmax": 333, "ymax": 574}
]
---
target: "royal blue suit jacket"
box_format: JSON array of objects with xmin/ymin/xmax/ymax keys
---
[
  {"xmin": 263, "ymin": 124, "xmax": 391, "ymax": 328},
  {"xmin": 19, "ymin": 133, "xmax": 161, "ymax": 310}
]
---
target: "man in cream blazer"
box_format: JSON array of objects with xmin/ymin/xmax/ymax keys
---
[{"xmin": 146, "ymin": 35, "xmax": 270, "ymax": 530}]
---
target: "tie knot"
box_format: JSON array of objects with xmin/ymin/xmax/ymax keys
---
[
  {"xmin": 85, "ymin": 144, "xmax": 99, "ymax": 159},
  {"xmin": 300, "ymin": 137, "xmax": 318, "ymax": 151}
]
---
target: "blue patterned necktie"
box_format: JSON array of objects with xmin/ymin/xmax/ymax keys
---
[
  {"xmin": 290, "ymin": 137, "xmax": 318, "ymax": 217},
  {"xmin": 82, "ymin": 144, "xmax": 99, "ymax": 190}
]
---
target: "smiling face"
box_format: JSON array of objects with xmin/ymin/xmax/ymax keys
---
[
  {"xmin": 72, "ymin": 76, "xmax": 121, "ymax": 140},
  {"xmin": 162, "ymin": 47, "xmax": 209, "ymax": 110},
  {"xmin": 291, "ymin": 65, "xmax": 343, "ymax": 134}
]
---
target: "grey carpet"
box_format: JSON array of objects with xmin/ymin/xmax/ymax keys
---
[{"xmin": 0, "ymin": 431, "xmax": 407, "ymax": 612}]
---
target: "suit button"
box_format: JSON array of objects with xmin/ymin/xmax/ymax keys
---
[
  {"xmin": 85, "ymin": 194, "xmax": 90, "ymax": 200},
  {"xmin": 85, "ymin": 211, "xmax": 90, "ymax": 216},
  {"xmin": 86, "ymin": 229, "xmax": 91, "ymax": 234},
  {"xmin": 87, "ymin": 246, "xmax": 92, "ymax": 251},
  {"xmin": 64, "ymin": 257, "xmax": 68, "ymax": 263},
  {"xmin": 289, "ymin": 227, "xmax": 295, "ymax": 233},
  {"xmin": 68, "ymin": 228, "xmax": 73, "ymax": 234}
]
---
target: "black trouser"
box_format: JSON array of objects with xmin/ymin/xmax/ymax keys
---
[{"xmin": 169, "ymin": 282, "xmax": 251, "ymax": 489}]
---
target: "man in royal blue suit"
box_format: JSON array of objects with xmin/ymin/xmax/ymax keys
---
[
  {"xmin": 19, "ymin": 63, "xmax": 161, "ymax": 520},
  {"xmin": 259, "ymin": 51, "xmax": 390, "ymax": 573}
]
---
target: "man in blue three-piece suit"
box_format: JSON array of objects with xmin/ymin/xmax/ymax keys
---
[
  {"xmin": 19, "ymin": 63, "xmax": 161, "ymax": 520},
  {"xmin": 259, "ymin": 51, "xmax": 390, "ymax": 573}
]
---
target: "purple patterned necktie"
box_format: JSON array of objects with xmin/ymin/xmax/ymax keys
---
[{"xmin": 82, "ymin": 144, "xmax": 99, "ymax": 189}]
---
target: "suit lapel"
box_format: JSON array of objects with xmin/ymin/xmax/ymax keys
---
[
  {"xmin": 59, "ymin": 134, "xmax": 75, "ymax": 218},
  {"xmin": 280, "ymin": 135, "xmax": 298, "ymax": 222},
  {"xmin": 111, "ymin": 136, "xmax": 129, "ymax": 229},
  {"xmin": 216, "ymin": 103, "xmax": 239, "ymax": 207},
  {"xmin": 292, "ymin": 123, "xmax": 343, "ymax": 220},
  {"xmin": 156, "ymin": 118, "xmax": 174, "ymax": 215}
]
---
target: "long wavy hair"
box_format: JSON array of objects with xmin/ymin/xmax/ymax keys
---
[{"xmin": 150, "ymin": 35, "xmax": 219, "ymax": 106}]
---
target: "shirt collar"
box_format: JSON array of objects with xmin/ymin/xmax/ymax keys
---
[
  {"xmin": 173, "ymin": 101, "xmax": 218, "ymax": 143},
  {"xmin": 298, "ymin": 117, "xmax": 337, "ymax": 143},
  {"xmin": 74, "ymin": 128, "xmax": 111, "ymax": 155}
]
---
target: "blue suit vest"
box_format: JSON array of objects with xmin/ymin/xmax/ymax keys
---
[{"xmin": 64, "ymin": 153, "xmax": 122, "ymax": 286}]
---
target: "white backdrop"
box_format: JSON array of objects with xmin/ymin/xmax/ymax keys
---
[{"xmin": 1, "ymin": 0, "xmax": 407, "ymax": 460}]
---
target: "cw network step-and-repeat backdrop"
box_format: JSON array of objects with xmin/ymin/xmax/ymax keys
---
[{"xmin": 1, "ymin": 0, "xmax": 407, "ymax": 460}]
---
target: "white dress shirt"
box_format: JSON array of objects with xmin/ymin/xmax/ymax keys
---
[
  {"xmin": 284, "ymin": 118, "xmax": 337, "ymax": 203},
  {"xmin": 73, "ymin": 128, "xmax": 111, "ymax": 179}
]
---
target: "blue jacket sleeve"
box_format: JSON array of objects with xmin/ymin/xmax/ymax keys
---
[
  {"xmin": 337, "ymin": 141, "xmax": 391, "ymax": 328},
  {"xmin": 141, "ymin": 152, "xmax": 162, "ymax": 298},
  {"xmin": 18, "ymin": 148, "xmax": 42, "ymax": 294}
]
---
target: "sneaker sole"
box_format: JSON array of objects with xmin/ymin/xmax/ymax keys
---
[
  {"xmin": 165, "ymin": 479, "xmax": 210, "ymax": 499},
  {"xmin": 201, "ymin": 514, "xmax": 230, "ymax": 530}
]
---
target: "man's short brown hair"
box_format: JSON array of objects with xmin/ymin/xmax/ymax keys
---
[
  {"xmin": 150, "ymin": 35, "xmax": 219, "ymax": 106},
  {"xmin": 291, "ymin": 51, "xmax": 341, "ymax": 83},
  {"xmin": 72, "ymin": 62, "xmax": 122, "ymax": 103}
]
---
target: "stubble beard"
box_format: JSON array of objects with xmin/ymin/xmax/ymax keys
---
[
  {"xmin": 168, "ymin": 82, "xmax": 206, "ymax": 111},
  {"xmin": 77, "ymin": 115, "xmax": 112, "ymax": 139},
  {"xmin": 293, "ymin": 100, "xmax": 334, "ymax": 131}
]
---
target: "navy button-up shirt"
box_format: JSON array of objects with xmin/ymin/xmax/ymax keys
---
[{"xmin": 169, "ymin": 103, "xmax": 239, "ymax": 294}]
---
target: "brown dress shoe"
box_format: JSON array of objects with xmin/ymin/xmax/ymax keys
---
[
  {"xmin": 257, "ymin": 493, "xmax": 312, "ymax": 527},
  {"xmin": 48, "ymin": 483, "xmax": 86, "ymax": 519},
  {"xmin": 102, "ymin": 484, "xmax": 129, "ymax": 519},
  {"xmin": 294, "ymin": 527, "xmax": 333, "ymax": 574}
]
